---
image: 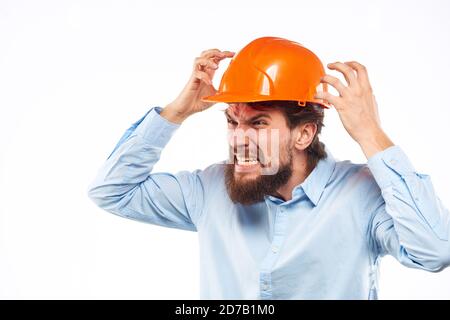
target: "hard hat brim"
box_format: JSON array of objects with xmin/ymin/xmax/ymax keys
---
[{"xmin": 201, "ymin": 92, "xmax": 330, "ymax": 108}]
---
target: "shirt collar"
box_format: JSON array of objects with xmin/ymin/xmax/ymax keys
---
[
  {"xmin": 263, "ymin": 145, "xmax": 336, "ymax": 207},
  {"xmin": 292, "ymin": 145, "xmax": 336, "ymax": 206}
]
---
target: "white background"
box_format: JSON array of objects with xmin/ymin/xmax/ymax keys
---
[{"xmin": 1, "ymin": 0, "xmax": 449, "ymax": 299}]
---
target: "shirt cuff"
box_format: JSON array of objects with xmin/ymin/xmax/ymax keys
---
[
  {"xmin": 367, "ymin": 145, "xmax": 416, "ymax": 190},
  {"xmin": 133, "ymin": 106, "xmax": 181, "ymax": 147}
]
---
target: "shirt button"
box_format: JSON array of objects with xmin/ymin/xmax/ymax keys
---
[
  {"xmin": 262, "ymin": 283, "xmax": 269, "ymax": 291},
  {"xmin": 271, "ymin": 245, "xmax": 279, "ymax": 253}
]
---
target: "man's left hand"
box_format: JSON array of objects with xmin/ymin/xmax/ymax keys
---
[{"xmin": 314, "ymin": 61, "xmax": 394, "ymax": 159}]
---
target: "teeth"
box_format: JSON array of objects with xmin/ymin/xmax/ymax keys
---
[
  {"xmin": 235, "ymin": 155, "xmax": 258, "ymax": 166},
  {"xmin": 236, "ymin": 156, "xmax": 257, "ymax": 161},
  {"xmin": 237, "ymin": 160, "xmax": 258, "ymax": 166}
]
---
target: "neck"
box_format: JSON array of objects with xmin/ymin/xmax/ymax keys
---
[{"xmin": 274, "ymin": 152, "xmax": 314, "ymax": 201}]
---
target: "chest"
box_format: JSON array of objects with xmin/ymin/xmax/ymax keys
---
[{"xmin": 199, "ymin": 197, "xmax": 369, "ymax": 269}]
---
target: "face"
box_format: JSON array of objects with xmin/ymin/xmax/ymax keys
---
[{"xmin": 224, "ymin": 103, "xmax": 294, "ymax": 205}]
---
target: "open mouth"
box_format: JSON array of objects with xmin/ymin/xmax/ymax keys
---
[
  {"xmin": 232, "ymin": 150, "xmax": 268, "ymax": 173},
  {"xmin": 230, "ymin": 145, "xmax": 270, "ymax": 172},
  {"xmin": 235, "ymin": 155, "xmax": 259, "ymax": 166}
]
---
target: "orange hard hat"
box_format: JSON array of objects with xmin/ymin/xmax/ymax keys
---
[{"xmin": 201, "ymin": 36, "xmax": 330, "ymax": 108}]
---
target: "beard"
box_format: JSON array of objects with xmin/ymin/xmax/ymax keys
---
[{"xmin": 225, "ymin": 149, "xmax": 293, "ymax": 205}]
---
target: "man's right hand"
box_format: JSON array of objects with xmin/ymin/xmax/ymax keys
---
[{"xmin": 161, "ymin": 49, "xmax": 235, "ymax": 124}]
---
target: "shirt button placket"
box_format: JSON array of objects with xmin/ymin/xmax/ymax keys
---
[{"xmin": 259, "ymin": 205, "xmax": 288, "ymax": 299}]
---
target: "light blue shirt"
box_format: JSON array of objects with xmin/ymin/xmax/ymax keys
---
[{"xmin": 88, "ymin": 107, "xmax": 450, "ymax": 299}]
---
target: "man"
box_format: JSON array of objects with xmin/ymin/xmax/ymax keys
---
[{"xmin": 88, "ymin": 37, "xmax": 450, "ymax": 299}]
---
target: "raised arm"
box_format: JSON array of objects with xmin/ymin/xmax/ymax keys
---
[
  {"xmin": 87, "ymin": 107, "xmax": 203, "ymax": 231},
  {"xmin": 367, "ymin": 146, "xmax": 450, "ymax": 271},
  {"xmin": 87, "ymin": 49, "xmax": 234, "ymax": 231},
  {"xmin": 317, "ymin": 60, "xmax": 450, "ymax": 271}
]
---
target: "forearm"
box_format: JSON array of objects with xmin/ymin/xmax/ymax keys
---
[
  {"xmin": 357, "ymin": 127, "xmax": 395, "ymax": 159},
  {"xmin": 160, "ymin": 103, "xmax": 192, "ymax": 124}
]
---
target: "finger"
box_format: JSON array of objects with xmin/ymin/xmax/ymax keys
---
[
  {"xmin": 221, "ymin": 51, "xmax": 236, "ymax": 57},
  {"xmin": 314, "ymin": 91, "xmax": 343, "ymax": 109},
  {"xmin": 321, "ymin": 74, "xmax": 348, "ymax": 97},
  {"xmin": 327, "ymin": 62, "xmax": 357, "ymax": 87},
  {"xmin": 211, "ymin": 51, "xmax": 236, "ymax": 64},
  {"xmin": 198, "ymin": 50, "xmax": 235, "ymax": 70},
  {"xmin": 202, "ymin": 49, "xmax": 235, "ymax": 59},
  {"xmin": 193, "ymin": 70, "xmax": 212, "ymax": 86},
  {"xmin": 344, "ymin": 61, "xmax": 371, "ymax": 90},
  {"xmin": 194, "ymin": 57, "xmax": 219, "ymax": 71}
]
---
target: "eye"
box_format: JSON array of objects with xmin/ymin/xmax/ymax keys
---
[
  {"xmin": 252, "ymin": 120, "xmax": 268, "ymax": 126},
  {"xmin": 227, "ymin": 119, "xmax": 238, "ymax": 126}
]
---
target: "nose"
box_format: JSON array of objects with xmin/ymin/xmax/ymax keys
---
[
  {"xmin": 228, "ymin": 129, "xmax": 248, "ymax": 152},
  {"xmin": 228, "ymin": 127, "xmax": 260, "ymax": 156}
]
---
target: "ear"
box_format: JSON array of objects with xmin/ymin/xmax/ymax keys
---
[{"xmin": 292, "ymin": 123, "xmax": 318, "ymax": 151}]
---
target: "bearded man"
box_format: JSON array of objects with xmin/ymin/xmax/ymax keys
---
[{"xmin": 88, "ymin": 37, "xmax": 450, "ymax": 300}]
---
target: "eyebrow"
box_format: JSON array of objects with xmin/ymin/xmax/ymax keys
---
[{"xmin": 224, "ymin": 111, "xmax": 272, "ymax": 122}]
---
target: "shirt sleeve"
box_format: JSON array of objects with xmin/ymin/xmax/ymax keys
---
[
  {"xmin": 87, "ymin": 106, "xmax": 204, "ymax": 232},
  {"xmin": 367, "ymin": 145, "xmax": 450, "ymax": 272}
]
